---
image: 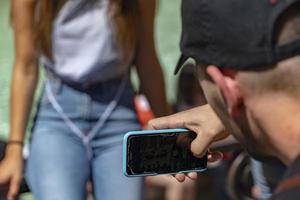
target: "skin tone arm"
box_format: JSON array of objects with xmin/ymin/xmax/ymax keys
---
[
  {"xmin": 0, "ymin": 0, "xmax": 38, "ymax": 199},
  {"xmin": 148, "ymin": 105, "xmax": 226, "ymax": 181},
  {"xmin": 135, "ymin": 0, "xmax": 171, "ymax": 117}
]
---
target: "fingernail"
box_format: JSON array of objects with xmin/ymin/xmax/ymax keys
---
[{"xmin": 193, "ymin": 153, "xmax": 204, "ymax": 158}]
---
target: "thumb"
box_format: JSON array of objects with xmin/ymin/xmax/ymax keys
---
[{"xmin": 7, "ymin": 176, "xmax": 20, "ymax": 200}]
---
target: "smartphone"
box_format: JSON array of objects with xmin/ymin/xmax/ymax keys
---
[{"xmin": 123, "ymin": 128, "xmax": 207, "ymax": 177}]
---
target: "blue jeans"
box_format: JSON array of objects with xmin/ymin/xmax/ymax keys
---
[
  {"xmin": 251, "ymin": 159, "xmax": 285, "ymax": 200},
  {"xmin": 26, "ymin": 77, "xmax": 144, "ymax": 200}
]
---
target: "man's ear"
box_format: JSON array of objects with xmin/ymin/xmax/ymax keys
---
[{"xmin": 206, "ymin": 65, "xmax": 243, "ymax": 117}]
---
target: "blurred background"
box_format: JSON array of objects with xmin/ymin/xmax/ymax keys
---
[
  {"xmin": 0, "ymin": 1, "xmax": 179, "ymax": 199},
  {"xmin": 0, "ymin": 0, "xmax": 181, "ymax": 141},
  {"xmin": 0, "ymin": 1, "xmax": 253, "ymax": 200}
]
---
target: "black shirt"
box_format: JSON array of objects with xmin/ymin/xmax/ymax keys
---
[{"xmin": 270, "ymin": 155, "xmax": 300, "ymax": 200}]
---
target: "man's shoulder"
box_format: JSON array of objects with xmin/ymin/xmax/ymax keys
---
[
  {"xmin": 270, "ymin": 155, "xmax": 300, "ymax": 200},
  {"xmin": 271, "ymin": 186, "xmax": 300, "ymax": 200}
]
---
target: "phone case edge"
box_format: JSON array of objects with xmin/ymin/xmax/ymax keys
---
[{"xmin": 122, "ymin": 128, "xmax": 207, "ymax": 177}]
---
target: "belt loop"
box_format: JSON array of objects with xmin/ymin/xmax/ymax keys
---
[{"xmin": 54, "ymin": 78, "xmax": 62, "ymax": 96}]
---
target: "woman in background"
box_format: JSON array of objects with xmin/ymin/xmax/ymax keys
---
[{"xmin": 0, "ymin": 0, "xmax": 170, "ymax": 200}]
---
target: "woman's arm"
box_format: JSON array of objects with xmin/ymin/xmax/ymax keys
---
[
  {"xmin": 135, "ymin": 0, "xmax": 171, "ymax": 117},
  {"xmin": 0, "ymin": 0, "xmax": 38, "ymax": 199},
  {"xmin": 10, "ymin": 0, "xmax": 39, "ymax": 142}
]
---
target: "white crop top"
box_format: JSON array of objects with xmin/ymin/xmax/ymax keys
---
[{"xmin": 41, "ymin": 0, "xmax": 132, "ymax": 84}]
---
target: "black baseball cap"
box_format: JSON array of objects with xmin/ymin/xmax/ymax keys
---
[{"xmin": 175, "ymin": 0, "xmax": 300, "ymax": 74}]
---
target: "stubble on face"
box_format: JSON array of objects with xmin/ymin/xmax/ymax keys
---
[{"xmin": 195, "ymin": 65, "xmax": 275, "ymax": 161}]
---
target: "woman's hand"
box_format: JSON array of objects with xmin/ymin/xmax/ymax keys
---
[{"xmin": 0, "ymin": 145, "xmax": 24, "ymax": 200}]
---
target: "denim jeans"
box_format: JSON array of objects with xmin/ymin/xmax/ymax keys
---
[{"xmin": 26, "ymin": 77, "xmax": 143, "ymax": 200}]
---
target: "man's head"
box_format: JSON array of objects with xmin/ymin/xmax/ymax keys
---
[{"xmin": 176, "ymin": 0, "xmax": 300, "ymax": 163}]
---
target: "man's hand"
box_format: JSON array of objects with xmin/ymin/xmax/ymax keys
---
[{"xmin": 148, "ymin": 104, "xmax": 228, "ymax": 182}]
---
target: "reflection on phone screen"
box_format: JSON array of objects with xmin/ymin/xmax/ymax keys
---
[{"xmin": 127, "ymin": 131, "xmax": 207, "ymax": 175}]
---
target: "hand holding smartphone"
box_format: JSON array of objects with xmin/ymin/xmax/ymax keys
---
[{"xmin": 123, "ymin": 129, "xmax": 207, "ymax": 177}]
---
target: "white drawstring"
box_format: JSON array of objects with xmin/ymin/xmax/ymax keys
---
[{"xmin": 45, "ymin": 74, "xmax": 128, "ymax": 159}]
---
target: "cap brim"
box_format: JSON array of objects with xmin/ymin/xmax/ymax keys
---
[{"xmin": 174, "ymin": 54, "xmax": 189, "ymax": 75}]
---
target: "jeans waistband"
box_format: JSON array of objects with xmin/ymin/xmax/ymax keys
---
[{"xmin": 45, "ymin": 70, "xmax": 127, "ymax": 92}]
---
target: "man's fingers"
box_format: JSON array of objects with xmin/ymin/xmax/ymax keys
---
[
  {"xmin": 147, "ymin": 114, "xmax": 184, "ymax": 130},
  {"xmin": 190, "ymin": 129, "xmax": 212, "ymax": 158},
  {"xmin": 174, "ymin": 173, "xmax": 186, "ymax": 182},
  {"xmin": 147, "ymin": 117, "xmax": 171, "ymax": 130},
  {"xmin": 187, "ymin": 172, "xmax": 198, "ymax": 180},
  {"xmin": 207, "ymin": 151, "xmax": 223, "ymax": 162},
  {"xmin": 7, "ymin": 176, "xmax": 20, "ymax": 200},
  {"xmin": 174, "ymin": 172, "xmax": 197, "ymax": 182}
]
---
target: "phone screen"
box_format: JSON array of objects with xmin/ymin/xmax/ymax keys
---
[{"xmin": 126, "ymin": 131, "xmax": 207, "ymax": 176}]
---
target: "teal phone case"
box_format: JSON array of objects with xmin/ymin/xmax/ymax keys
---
[{"xmin": 123, "ymin": 128, "xmax": 207, "ymax": 177}]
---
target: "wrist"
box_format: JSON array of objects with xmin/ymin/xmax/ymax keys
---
[
  {"xmin": 7, "ymin": 140, "xmax": 24, "ymax": 147},
  {"xmin": 5, "ymin": 141, "xmax": 23, "ymax": 157}
]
